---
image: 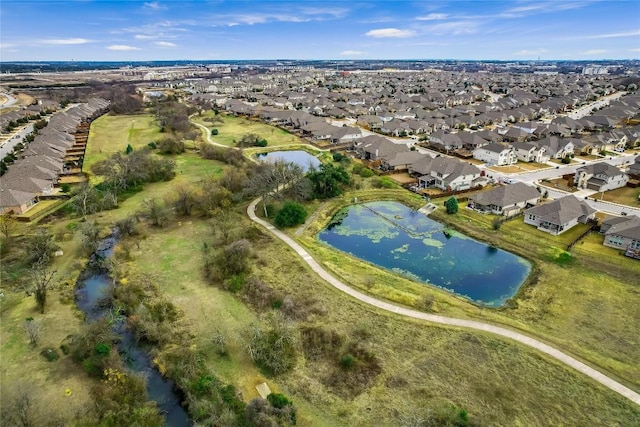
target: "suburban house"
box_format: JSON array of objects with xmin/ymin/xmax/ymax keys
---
[
  {"xmin": 472, "ymin": 143, "xmax": 517, "ymax": 166},
  {"xmin": 600, "ymin": 215, "xmax": 640, "ymax": 259},
  {"xmin": 626, "ymin": 156, "xmax": 640, "ymax": 178},
  {"xmin": 533, "ymin": 136, "xmax": 575, "ymax": 159},
  {"xmin": 524, "ymin": 195, "xmax": 597, "ymax": 235},
  {"xmin": 468, "ymin": 182, "xmax": 541, "ymax": 217},
  {"xmin": 0, "ymin": 98, "xmax": 109, "ymax": 215},
  {"xmin": 574, "ymin": 163, "xmax": 629, "ymax": 191},
  {"xmin": 354, "ymin": 135, "xmax": 409, "ymax": 161},
  {"xmin": 380, "ymin": 151, "xmax": 427, "ymax": 172},
  {"xmin": 511, "ymin": 142, "xmax": 550, "ymax": 163},
  {"xmin": 417, "ymin": 157, "xmax": 481, "ymax": 191}
]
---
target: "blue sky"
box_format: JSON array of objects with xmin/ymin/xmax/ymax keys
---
[{"xmin": 1, "ymin": 0, "xmax": 639, "ymax": 61}]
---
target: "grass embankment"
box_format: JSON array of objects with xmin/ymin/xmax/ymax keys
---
[
  {"xmin": 192, "ymin": 112, "xmax": 304, "ymax": 148},
  {"xmin": 83, "ymin": 113, "xmax": 163, "ymax": 174},
  {"xmin": 114, "ymin": 198, "xmax": 640, "ymax": 426},
  {"xmin": 297, "ymin": 192, "xmax": 640, "ymax": 391}
]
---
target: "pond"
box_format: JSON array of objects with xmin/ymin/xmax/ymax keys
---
[
  {"xmin": 256, "ymin": 150, "xmax": 321, "ymax": 171},
  {"xmin": 318, "ymin": 201, "xmax": 531, "ymax": 307}
]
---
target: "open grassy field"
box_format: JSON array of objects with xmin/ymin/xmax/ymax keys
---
[
  {"xmin": 83, "ymin": 113, "xmax": 163, "ymax": 174},
  {"xmin": 108, "ymin": 197, "xmax": 640, "ymax": 426},
  {"xmin": 600, "ymin": 185, "xmax": 640, "ymax": 206},
  {"xmin": 193, "ymin": 112, "xmax": 305, "ymax": 148},
  {"xmin": 296, "ymin": 189, "xmax": 640, "ymax": 391}
]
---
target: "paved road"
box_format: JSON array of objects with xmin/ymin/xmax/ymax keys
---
[
  {"xmin": 567, "ymin": 92, "xmax": 626, "ymax": 120},
  {"xmin": 247, "ymin": 196, "xmax": 640, "ymax": 406},
  {"xmin": 0, "ymin": 123, "xmax": 33, "ymax": 159},
  {"xmin": 0, "ymin": 92, "xmax": 17, "ymax": 108}
]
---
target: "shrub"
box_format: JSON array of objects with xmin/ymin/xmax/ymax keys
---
[
  {"xmin": 492, "ymin": 217, "xmax": 502, "ymax": 230},
  {"xmin": 267, "ymin": 393, "xmax": 292, "ymax": 409},
  {"xmin": 211, "ymin": 128, "xmax": 219, "ymax": 135},
  {"xmin": 332, "ymin": 152, "xmax": 345, "ymax": 162},
  {"xmin": 60, "ymin": 183, "xmax": 71, "ymax": 193},
  {"xmin": 444, "ymin": 197, "xmax": 459, "ymax": 214},
  {"xmin": 275, "ymin": 201, "xmax": 308, "ymax": 228},
  {"xmin": 340, "ymin": 353, "xmax": 356, "ymax": 369},
  {"xmin": 377, "ymin": 176, "xmax": 395, "ymax": 188},
  {"xmin": 359, "ymin": 168, "xmax": 375, "ymax": 178},
  {"xmin": 40, "ymin": 347, "xmax": 60, "ymax": 362}
]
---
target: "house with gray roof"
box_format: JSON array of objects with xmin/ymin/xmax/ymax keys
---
[
  {"xmin": 575, "ymin": 162, "xmax": 628, "ymax": 192},
  {"xmin": 600, "ymin": 215, "xmax": 640, "ymax": 259},
  {"xmin": 473, "ymin": 143, "xmax": 517, "ymax": 166},
  {"xmin": 380, "ymin": 151, "xmax": 427, "ymax": 172},
  {"xmin": 468, "ymin": 182, "xmax": 541, "ymax": 217},
  {"xmin": 512, "ymin": 142, "xmax": 549, "ymax": 163},
  {"xmin": 524, "ymin": 195, "xmax": 596, "ymax": 235},
  {"xmin": 417, "ymin": 157, "xmax": 481, "ymax": 191},
  {"xmin": 354, "ymin": 135, "xmax": 408, "ymax": 161},
  {"xmin": 627, "ymin": 156, "xmax": 640, "ymax": 178}
]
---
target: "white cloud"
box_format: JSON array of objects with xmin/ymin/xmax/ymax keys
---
[
  {"xmin": 416, "ymin": 13, "xmax": 449, "ymax": 21},
  {"xmin": 425, "ymin": 21, "xmax": 478, "ymax": 35},
  {"xmin": 365, "ymin": 28, "xmax": 415, "ymax": 38},
  {"xmin": 582, "ymin": 30, "xmax": 640, "ymax": 39},
  {"xmin": 107, "ymin": 45, "xmax": 141, "ymax": 51},
  {"xmin": 630, "ymin": 48, "xmax": 640, "ymax": 52},
  {"xmin": 513, "ymin": 48, "xmax": 548, "ymax": 56},
  {"xmin": 135, "ymin": 34, "xmax": 156, "ymax": 40},
  {"xmin": 340, "ymin": 50, "xmax": 365, "ymax": 56},
  {"xmin": 215, "ymin": 7, "xmax": 348, "ymax": 26},
  {"xmin": 154, "ymin": 41, "xmax": 176, "ymax": 47},
  {"xmin": 40, "ymin": 38, "xmax": 92, "ymax": 45},
  {"xmin": 580, "ymin": 49, "xmax": 607, "ymax": 55},
  {"xmin": 144, "ymin": 1, "xmax": 166, "ymax": 10}
]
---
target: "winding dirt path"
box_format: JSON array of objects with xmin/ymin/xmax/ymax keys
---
[{"xmin": 247, "ymin": 197, "xmax": 640, "ymax": 406}]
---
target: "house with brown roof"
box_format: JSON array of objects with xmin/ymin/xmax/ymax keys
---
[
  {"xmin": 354, "ymin": 135, "xmax": 409, "ymax": 161},
  {"xmin": 468, "ymin": 182, "xmax": 541, "ymax": 217},
  {"xmin": 417, "ymin": 157, "xmax": 481, "ymax": 191},
  {"xmin": 524, "ymin": 195, "xmax": 596, "ymax": 235}
]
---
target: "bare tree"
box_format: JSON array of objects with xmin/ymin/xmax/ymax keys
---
[
  {"xmin": 142, "ymin": 198, "xmax": 171, "ymax": 227},
  {"xmin": 71, "ymin": 183, "xmax": 100, "ymax": 217},
  {"xmin": 24, "ymin": 318, "xmax": 42, "ymax": 347},
  {"xmin": 30, "ymin": 260, "xmax": 57, "ymax": 314},
  {"xmin": 170, "ymin": 184, "xmax": 199, "ymax": 216}
]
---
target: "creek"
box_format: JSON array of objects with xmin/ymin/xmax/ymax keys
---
[{"xmin": 75, "ymin": 233, "xmax": 190, "ymax": 426}]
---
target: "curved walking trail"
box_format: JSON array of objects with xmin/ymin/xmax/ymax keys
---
[
  {"xmin": 247, "ymin": 197, "xmax": 640, "ymax": 406},
  {"xmin": 192, "ymin": 120, "xmax": 240, "ymax": 150}
]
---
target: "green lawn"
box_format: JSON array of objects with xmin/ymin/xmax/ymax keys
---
[
  {"xmin": 193, "ymin": 112, "xmax": 305, "ymax": 148},
  {"xmin": 83, "ymin": 113, "xmax": 163, "ymax": 174}
]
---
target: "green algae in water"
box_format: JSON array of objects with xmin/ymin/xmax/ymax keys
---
[
  {"xmin": 422, "ymin": 238, "xmax": 444, "ymax": 248},
  {"xmin": 318, "ymin": 201, "xmax": 531, "ymax": 306},
  {"xmin": 392, "ymin": 244, "xmax": 410, "ymax": 253}
]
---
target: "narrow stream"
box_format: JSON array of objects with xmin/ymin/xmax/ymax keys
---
[{"xmin": 75, "ymin": 233, "xmax": 190, "ymax": 426}]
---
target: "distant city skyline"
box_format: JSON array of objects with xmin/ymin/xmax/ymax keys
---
[{"xmin": 1, "ymin": 0, "xmax": 639, "ymax": 62}]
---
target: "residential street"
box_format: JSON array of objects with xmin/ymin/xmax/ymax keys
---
[{"xmin": 0, "ymin": 123, "xmax": 33, "ymax": 159}]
